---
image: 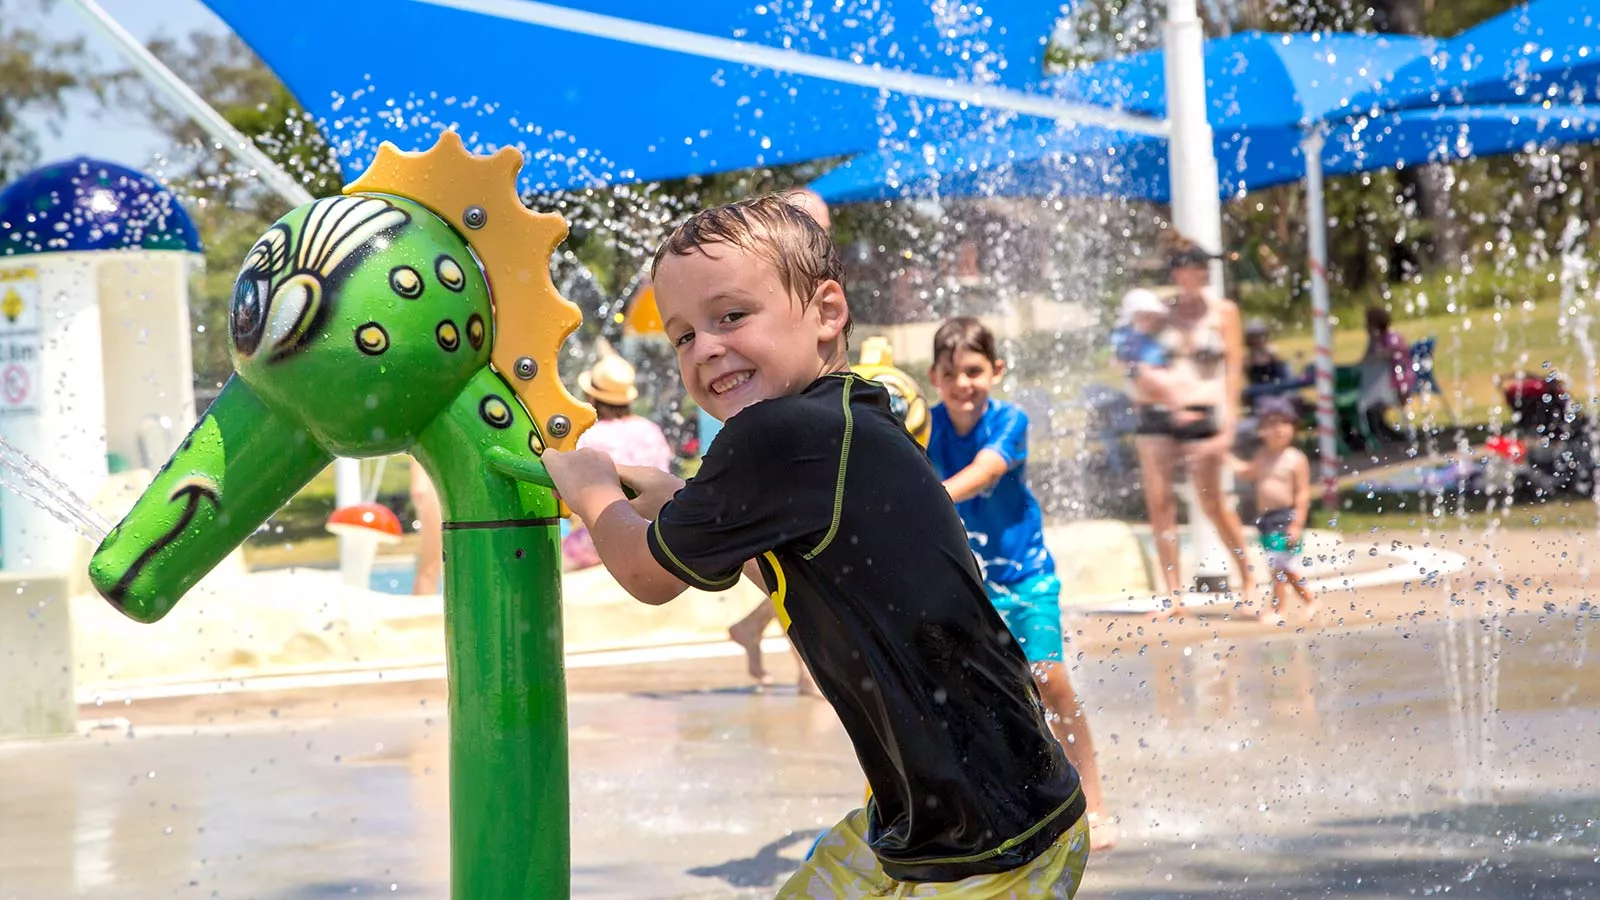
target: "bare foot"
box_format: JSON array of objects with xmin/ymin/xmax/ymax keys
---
[
  {"xmin": 1157, "ymin": 591, "xmax": 1188, "ymax": 617},
  {"xmin": 797, "ymin": 671, "xmax": 822, "ymax": 697},
  {"xmin": 1231, "ymin": 595, "xmax": 1265, "ymax": 620},
  {"xmin": 728, "ymin": 623, "xmax": 771, "ymax": 686},
  {"xmin": 1239, "ymin": 580, "xmax": 1259, "ymax": 609},
  {"xmin": 1086, "ymin": 812, "xmax": 1117, "ymax": 851},
  {"xmin": 796, "ymin": 652, "xmax": 822, "ymax": 697}
]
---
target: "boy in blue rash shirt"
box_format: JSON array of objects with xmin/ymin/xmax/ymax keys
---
[
  {"xmin": 545, "ymin": 198, "xmax": 1091, "ymax": 896},
  {"xmin": 927, "ymin": 315, "xmax": 1111, "ymax": 849}
]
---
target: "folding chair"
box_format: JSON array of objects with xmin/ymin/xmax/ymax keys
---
[
  {"xmin": 1408, "ymin": 336, "xmax": 1453, "ymax": 418},
  {"xmin": 1333, "ymin": 364, "xmax": 1377, "ymax": 452}
]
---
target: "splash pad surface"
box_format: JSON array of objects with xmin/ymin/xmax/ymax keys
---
[
  {"xmin": 63, "ymin": 521, "xmax": 1463, "ymax": 701},
  {"xmin": 8, "ymin": 526, "xmax": 1596, "ymax": 899}
]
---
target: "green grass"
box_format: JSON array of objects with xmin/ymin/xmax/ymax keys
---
[
  {"xmin": 1014, "ymin": 270, "xmax": 1600, "ymax": 532},
  {"xmin": 1270, "ymin": 298, "xmax": 1589, "ymax": 423},
  {"xmin": 1233, "ymin": 260, "xmax": 1570, "ymax": 328},
  {"xmin": 299, "ymin": 454, "xmax": 417, "ymax": 499},
  {"xmin": 1030, "ymin": 271, "xmax": 1591, "ymax": 431},
  {"xmin": 253, "ymin": 270, "xmax": 1597, "ymax": 545},
  {"xmin": 1328, "ymin": 500, "xmax": 1597, "ymax": 534},
  {"xmin": 244, "ymin": 533, "xmax": 422, "ymax": 569},
  {"xmin": 1017, "ymin": 300, "xmax": 1586, "ymax": 467},
  {"xmin": 246, "ymin": 455, "xmax": 420, "ymax": 551}
]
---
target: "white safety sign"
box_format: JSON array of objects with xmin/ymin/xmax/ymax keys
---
[{"xmin": 0, "ymin": 268, "xmax": 42, "ymax": 416}]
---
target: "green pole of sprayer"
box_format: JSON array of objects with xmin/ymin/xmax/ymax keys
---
[{"xmin": 86, "ymin": 132, "xmax": 596, "ymax": 899}]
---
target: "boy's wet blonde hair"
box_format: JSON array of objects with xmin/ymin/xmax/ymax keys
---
[{"xmin": 652, "ymin": 194, "xmax": 851, "ymax": 338}]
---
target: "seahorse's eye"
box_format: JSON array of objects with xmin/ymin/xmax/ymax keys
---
[{"xmin": 231, "ymin": 274, "xmax": 270, "ymax": 357}]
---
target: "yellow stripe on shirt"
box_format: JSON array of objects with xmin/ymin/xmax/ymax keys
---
[{"xmin": 763, "ymin": 551, "xmax": 791, "ymax": 630}]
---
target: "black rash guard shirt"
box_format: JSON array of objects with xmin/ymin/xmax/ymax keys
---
[{"xmin": 647, "ymin": 372, "xmax": 1084, "ymax": 882}]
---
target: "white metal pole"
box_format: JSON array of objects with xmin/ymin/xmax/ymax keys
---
[
  {"xmin": 67, "ymin": 0, "xmax": 368, "ymax": 578},
  {"xmin": 67, "ymin": 0, "xmax": 315, "ymax": 208},
  {"xmin": 1302, "ymin": 130, "xmax": 1340, "ymax": 510},
  {"xmin": 1164, "ymin": 0, "xmax": 1233, "ymax": 596}
]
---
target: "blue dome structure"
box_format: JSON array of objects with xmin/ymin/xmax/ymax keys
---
[{"xmin": 0, "ymin": 157, "xmax": 203, "ymax": 257}]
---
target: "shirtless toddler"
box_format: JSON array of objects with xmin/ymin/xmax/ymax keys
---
[{"xmin": 1237, "ymin": 397, "xmax": 1316, "ymax": 620}]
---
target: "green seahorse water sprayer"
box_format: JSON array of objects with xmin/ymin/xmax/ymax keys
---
[{"xmin": 87, "ymin": 131, "xmax": 594, "ymax": 898}]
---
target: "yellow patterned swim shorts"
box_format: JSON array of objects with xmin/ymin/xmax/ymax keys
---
[{"xmin": 777, "ymin": 807, "xmax": 1090, "ymax": 899}]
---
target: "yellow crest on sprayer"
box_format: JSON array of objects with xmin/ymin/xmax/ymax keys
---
[{"xmin": 344, "ymin": 131, "xmax": 595, "ymax": 451}]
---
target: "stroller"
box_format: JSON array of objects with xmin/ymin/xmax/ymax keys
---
[{"xmin": 1491, "ymin": 374, "xmax": 1597, "ymax": 499}]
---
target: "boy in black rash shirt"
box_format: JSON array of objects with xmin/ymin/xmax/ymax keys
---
[{"xmin": 543, "ymin": 195, "xmax": 1090, "ymax": 897}]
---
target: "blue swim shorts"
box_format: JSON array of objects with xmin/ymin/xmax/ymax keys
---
[{"xmin": 985, "ymin": 572, "xmax": 1065, "ymax": 664}]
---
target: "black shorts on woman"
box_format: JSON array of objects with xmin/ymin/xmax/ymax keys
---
[{"xmin": 1134, "ymin": 404, "xmax": 1220, "ymax": 441}]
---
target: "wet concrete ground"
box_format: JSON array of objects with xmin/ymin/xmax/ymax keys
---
[{"xmin": 3, "ymin": 527, "xmax": 1599, "ymax": 898}]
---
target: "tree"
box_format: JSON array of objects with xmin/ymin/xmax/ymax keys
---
[
  {"xmin": 122, "ymin": 31, "xmax": 343, "ymax": 385},
  {"xmin": 135, "ymin": 31, "xmax": 342, "ymax": 205},
  {"xmin": 1371, "ymin": 0, "xmax": 1461, "ymax": 271},
  {"xmin": 1053, "ymin": 0, "xmax": 1570, "ymax": 303},
  {"xmin": 0, "ymin": 0, "xmax": 107, "ymax": 184}
]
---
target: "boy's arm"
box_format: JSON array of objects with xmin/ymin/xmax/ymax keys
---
[
  {"xmin": 944, "ymin": 449, "xmax": 1010, "ymax": 503},
  {"xmin": 608, "ymin": 465, "xmax": 771, "ymax": 594},
  {"xmin": 588, "ymin": 499, "xmax": 690, "ymax": 605},
  {"xmin": 1130, "ymin": 362, "xmax": 1181, "ymax": 408},
  {"xmin": 945, "ymin": 403, "xmax": 1032, "ymax": 503},
  {"xmin": 1290, "ymin": 450, "xmax": 1312, "ymax": 540},
  {"xmin": 1231, "ymin": 451, "xmax": 1259, "ymax": 481},
  {"xmin": 545, "ymin": 449, "xmax": 688, "ymax": 606}
]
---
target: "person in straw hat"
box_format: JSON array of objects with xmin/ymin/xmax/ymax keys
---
[{"xmin": 562, "ymin": 353, "xmax": 674, "ymax": 570}]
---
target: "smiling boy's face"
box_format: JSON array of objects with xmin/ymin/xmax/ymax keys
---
[
  {"xmin": 929, "ymin": 347, "xmax": 1003, "ymax": 427},
  {"xmin": 655, "ymin": 242, "xmax": 846, "ymax": 422}
]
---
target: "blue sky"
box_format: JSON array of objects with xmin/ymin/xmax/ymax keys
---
[{"xmin": 26, "ymin": 0, "xmax": 228, "ymax": 173}]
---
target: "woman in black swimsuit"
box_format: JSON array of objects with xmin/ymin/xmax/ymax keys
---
[{"xmin": 1128, "ymin": 233, "xmax": 1256, "ymax": 607}]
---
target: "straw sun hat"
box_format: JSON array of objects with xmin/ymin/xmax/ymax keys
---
[{"xmin": 578, "ymin": 355, "xmax": 639, "ymax": 406}]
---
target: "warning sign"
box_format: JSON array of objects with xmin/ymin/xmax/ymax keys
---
[
  {"xmin": 1, "ymin": 364, "xmax": 28, "ymax": 406},
  {"xmin": 1, "ymin": 288, "xmax": 23, "ymax": 324},
  {"xmin": 0, "ymin": 267, "xmax": 41, "ymax": 416},
  {"xmin": 0, "ymin": 267, "xmax": 40, "ymax": 333}
]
